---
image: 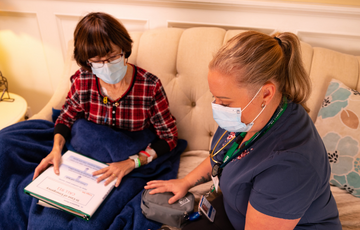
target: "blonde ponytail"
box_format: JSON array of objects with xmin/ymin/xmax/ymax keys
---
[
  {"xmin": 209, "ymin": 31, "xmax": 311, "ymax": 113},
  {"xmin": 273, "ymin": 32, "xmax": 311, "ymax": 112}
]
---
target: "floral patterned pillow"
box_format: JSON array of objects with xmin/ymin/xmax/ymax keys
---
[{"xmin": 315, "ymin": 79, "xmax": 360, "ymax": 198}]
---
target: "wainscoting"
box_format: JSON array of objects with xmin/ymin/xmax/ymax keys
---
[{"xmin": 1, "ymin": 0, "xmax": 359, "ymax": 115}]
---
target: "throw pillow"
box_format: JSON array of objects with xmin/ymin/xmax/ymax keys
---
[{"xmin": 315, "ymin": 78, "xmax": 360, "ymax": 198}]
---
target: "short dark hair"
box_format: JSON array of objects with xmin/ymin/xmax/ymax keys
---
[{"xmin": 73, "ymin": 12, "xmax": 133, "ymax": 71}]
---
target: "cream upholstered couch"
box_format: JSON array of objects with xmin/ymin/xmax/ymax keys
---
[{"xmin": 31, "ymin": 27, "xmax": 360, "ymax": 229}]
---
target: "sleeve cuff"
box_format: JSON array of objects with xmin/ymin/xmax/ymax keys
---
[
  {"xmin": 54, "ymin": 123, "xmax": 71, "ymax": 140},
  {"xmin": 150, "ymin": 139, "xmax": 170, "ymax": 157}
]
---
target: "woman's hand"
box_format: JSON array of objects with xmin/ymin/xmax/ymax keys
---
[
  {"xmin": 144, "ymin": 178, "xmax": 192, "ymax": 204},
  {"xmin": 33, "ymin": 134, "xmax": 66, "ymax": 180},
  {"xmin": 145, "ymin": 156, "xmax": 213, "ymax": 204},
  {"xmin": 33, "ymin": 148, "xmax": 62, "ymax": 180},
  {"xmin": 93, "ymin": 159, "xmax": 135, "ymax": 187}
]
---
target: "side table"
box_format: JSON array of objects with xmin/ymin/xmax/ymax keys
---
[{"xmin": 0, "ymin": 93, "xmax": 28, "ymax": 130}]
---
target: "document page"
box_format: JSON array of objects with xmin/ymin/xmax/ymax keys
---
[{"xmin": 25, "ymin": 150, "xmax": 115, "ymax": 218}]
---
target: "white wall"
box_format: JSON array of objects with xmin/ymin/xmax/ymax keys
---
[{"xmin": 0, "ymin": 0, "xmax": 360, "ymax": 115}]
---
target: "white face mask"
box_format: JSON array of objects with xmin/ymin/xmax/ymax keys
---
[
  {"xmin": 91, "ymin": 56, "xmax": 127, "ymax": 84},
  {"xmin": 212, "ymin": 86, "xmax": 265, "ymax": 133}
]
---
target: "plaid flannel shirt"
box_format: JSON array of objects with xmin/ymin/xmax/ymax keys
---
[{"xmin": 54, "ymin": 64, "xmax": 178, "ymax": 155}]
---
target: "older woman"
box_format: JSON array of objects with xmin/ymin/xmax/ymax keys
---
[
  {"xmin": 145, "ymin": 31, "xmax": 341, "ymax": 229},
  {"xmin": 33, "ymin": 12, "xmax": 178, "ymax": 188}
]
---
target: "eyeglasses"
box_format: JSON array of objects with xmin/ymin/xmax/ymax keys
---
[{"xmin": 87, "ymin": 53, "xmax": 124, "ymax": 69}]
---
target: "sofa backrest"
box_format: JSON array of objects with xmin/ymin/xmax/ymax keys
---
[
  {"xmin": 305, "ymin": 46, "xmax": 360, "ymax": 120},
  {"xmin": 47, "ymin": 27, "xmax": 360, "ymax": 152},
  {"xmin": 133, "ymin": 28, "xmax": 251, "ymax": 151}
]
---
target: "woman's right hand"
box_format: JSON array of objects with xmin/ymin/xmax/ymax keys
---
[
  {"xmin": 33, "ymin": 134, "xmax": 66, "ymax": 180},
  {"xmin": 144, "ymin": 178, "xmax": 192, "ymax": 204},
  {"xmin": 33, "ymin": 148, "xmax": 62, "ymax": 180}
]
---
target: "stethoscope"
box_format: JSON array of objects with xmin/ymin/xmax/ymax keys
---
[{"xmin": 210, "ymin": 96, "xmax": 288, "ymax": 178}]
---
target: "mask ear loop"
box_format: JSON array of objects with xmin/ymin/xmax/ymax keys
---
[
  {"xmin": 248, "ymin": 102, "xmax": 267, "ymax": 125},
  {"xmin": 241, "ymin": 86, "xmax": 263, "ymax": 112}
]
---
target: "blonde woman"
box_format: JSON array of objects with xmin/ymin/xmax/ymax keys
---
[{"xmin": 145, "ymin": 31, "xmax": 341, "ymax": 230}]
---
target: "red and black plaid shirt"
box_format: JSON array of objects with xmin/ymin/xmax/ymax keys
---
[{"xmin": 55, "ymin": 64, "xmax": 178, "ymax": 154}]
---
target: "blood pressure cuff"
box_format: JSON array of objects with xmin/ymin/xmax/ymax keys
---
[{"xmin": 141, "ymin": 189, "xmax": 195, "ymax": 228}]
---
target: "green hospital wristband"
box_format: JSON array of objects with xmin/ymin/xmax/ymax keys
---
[
  {"xmin": 129, "ymin": 155, "xmax": 141, "ymax": 168},
  {"xmin": 134, "ymin": 157, "xmax": 141, "ymax": 168}
]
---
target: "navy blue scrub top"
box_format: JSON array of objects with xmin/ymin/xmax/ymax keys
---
[{"xmin": 210, "ymin": 101, "xmax": 341, "ymax": 230}]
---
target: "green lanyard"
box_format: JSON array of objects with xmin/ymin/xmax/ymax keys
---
[{"xmin": 221, "ymin": 97, "xmax": 288, "ymax": 169}]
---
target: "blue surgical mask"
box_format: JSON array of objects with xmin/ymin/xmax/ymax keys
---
[
  {"xmin": 211, "ymin": 87, "xmax": 265, "ymax": 133},
  {"xmin": 91, "ymin": 57, "xmax": 127, "ymax": 84}
]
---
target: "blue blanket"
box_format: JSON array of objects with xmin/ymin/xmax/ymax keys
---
[{"xmin": 0, "ymin": 119, "xmax": 187, "ymax": 230}]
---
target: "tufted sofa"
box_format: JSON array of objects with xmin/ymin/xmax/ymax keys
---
[{"xmin": 31, "ymin": 27, "xmax": 360, "ymax": 229}]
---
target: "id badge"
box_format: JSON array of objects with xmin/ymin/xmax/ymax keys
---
[{"xmin": 199, "ymin": 195, "xmax": 216, "ymax": 222}]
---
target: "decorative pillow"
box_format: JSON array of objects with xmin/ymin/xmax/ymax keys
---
[{"xmin": 315, "ymin": 79, "xmax": 360, "ymax": 198}]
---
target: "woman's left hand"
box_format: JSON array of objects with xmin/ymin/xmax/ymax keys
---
[{"xmin": 93, "ymin": 159, "xmax": 135, "ymax": 187}]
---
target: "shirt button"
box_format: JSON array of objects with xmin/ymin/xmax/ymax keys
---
[
  {"xmin": 112, "ymin": 111, "xmax": 115, "ymax": 114},
  {"xmin": 112, "ymin": 124, "xmax": 115, "ymax": 126}
]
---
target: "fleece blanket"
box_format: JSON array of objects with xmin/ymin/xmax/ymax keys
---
[{"xmin": 0, "ymin": 119, "xmax": 187, "ymax": 230}]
